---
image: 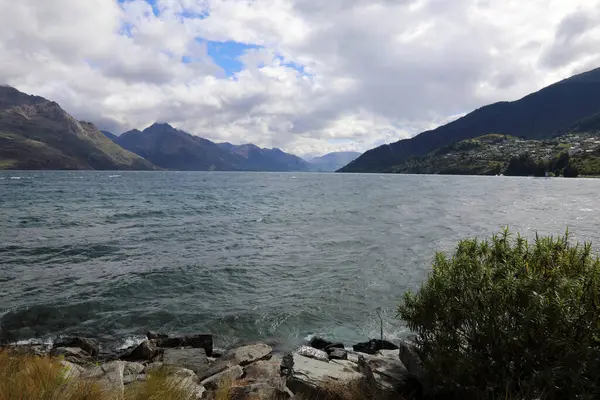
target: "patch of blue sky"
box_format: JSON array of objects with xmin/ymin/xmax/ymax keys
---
[{"xmin": 203, "ymin": 40, "xmax": 262, "ymax": 77}]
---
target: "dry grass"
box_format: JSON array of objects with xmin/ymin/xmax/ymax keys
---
[
  {"xmin": 0, "ymin": 350, "xmax": 106, "ymax": 400},
  {"xmin": 123, "ymin": 366, "xmax": 198, "ymax": 400}
]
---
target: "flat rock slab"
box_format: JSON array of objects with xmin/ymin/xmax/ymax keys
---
[
  {"xmin": 201, "ymin": 365, "xmax": 244, "ymax": 391},
  {"xmin": 162, "ymin": 347, "xmax": 210, "ymax": 375},
  {"xmin": 198, "ymin": 343, "xmax": 272, "ymax": 381},
  {"xmin": 288, "ymin": 353, "xmax": 364, "ymax": 396}
]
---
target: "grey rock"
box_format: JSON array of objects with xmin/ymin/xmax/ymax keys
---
[
  {"xmin": 200, "ymin": 365, "xmax": 244, "ymax": 391},
  {"xmin": 329, "ymin": 348, "xmax": 348, "ymax": 360},
  {"xmin": 51, "ymin": 347, "xmax": 93, "ymax": 364},
  {"xmin": 399, "ymin": 342, "xmax": 424, "ymax": 378},
  {"xmin": 82, "ymin": 361, "xmax": 125, "ymax": 397},
  {"xmin": 123, "ymin": 361, "xmax": 145, "ymax": 376},
  {"xmin": 230, "ymin": 382, "xmax": 291, "ymax": 400},
  {"xmin": 198, "ymin": 343, "xmax": 272, "ymax": 381},
  {"xmin": 147, "ymin": 331, "xmax": 168, "ymax": 340},
  {"xmin": 59, "ymin": 360, "xmax": 84, "ymax": 380},
  {"xmin": 286, "ymin": 353, "xmax": 364, "ymax": 397},
  {"xmin": 162, "ymin": 347, "xmax": 210, "ymax": 375},
  {"xmin": 353, "ymin": 339, "xmax": 399, "ymax": 355},
  {"xmin": 243, "ymin": 356, "xmax": 286, "ymax": 390},
  {"xmin": 157, "ymin": 334, "xmax": 213, "ymax": 356},
  {"xmin": 298, "ymin": 345, "xmax": 329, "ymax": 362},
  {"xmin": 54, "ymin": 337, "xmax": 99, "ymax": 357},
  {"xmin": 121, "ymin": 339, "xmax": 159, "ymax": 361},
  {"xmin": 361, "ymin": 350, "xmax": 423, "ymax": 399}
]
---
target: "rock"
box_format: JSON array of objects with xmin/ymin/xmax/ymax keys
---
[
  {"xmin": 328, "ymin": 348, "xmax": 348, "ymax": 360},
  {"xmin": 243, "ymin": 356, "xmax": 286, "ymax": 389},
  {"xmin": 200, "ymin": 365, "xmax": 244, "ymax": 391},
  {"xmin": 353, "ymin": 339, "xmax": 399, "ymax": 355},
  {"xmin": 82, "ymin": 361, "xmax": 125, "ymax": 397},
  {"xmin": 198, "ymin": 343, "xmax": 272, "ymax": 381},
  {"xmin": 324, "ymin": 343, "xmax": 345, "ymax": 351},
  {"xmin": 123, "ymin": 374, "xmax": 147, "ymax": 385},
  {"xmin": 157, "ymin": 334, "xmax": 213, "ymax": 356},
  {"xmin": 123, "ymin": 361, "xmax": 145, "ymax": 376},
  {"xmin": 162, "ymin": 347, "xmax": 210, "ymax": 376},
  {"xmin": 399, "ymin": 342, "xmax": 424, "ymax": 378},
  {"xmin": 60, "ymin": 360, "xmax": 84, "ymax": 380},
  {"xmin": 121, "ymin": 339, "xmax": 159, "ymax": 361},
  {"xmin": 362, "ymin": 350, "xmax": 423, "ymax": 399},
  {"xmin": 309, "ymin": 337, "xmax": 334, "ymax": 350},
  {"xmin": 286, "ymin": 353, "xmax": 365, "ymax": 397},
  {"xmin": 54, "ymin": 337, "xmax": 99, "ymax": 357},
  {"xmin": 298, "ymin": 345, "xmax": 329, "ymax": 362},
  {"xmin": 230, "ymin": 382, "xmax": 291, "ymax": 400},
  {"xmin": 147, "ymin": 331, "xmax": 168, "ymax": 340},
  {"xmin": 51, "ymin": 347, "xmax": 93, "ymax": 364}
]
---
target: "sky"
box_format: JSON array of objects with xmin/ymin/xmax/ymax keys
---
[{"xmin": 1, "ymin": 0, "xmax": 599, "ymax": 157}]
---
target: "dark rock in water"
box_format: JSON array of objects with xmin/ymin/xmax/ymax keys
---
[
  {"xmin": 54, "ymin": 337, "xmax": 99, "ymax": 357},
  {"xmin": 308, "ymin": 337, "xmax": 333, "ymax": 350},
  {"xmin": 162, "ymin": 347, "xmax": 210, "ymax": 375},
  {"xmin": 353, "ymin": 339, "xmax": 399, "ymax": 355},
  {"xmin": 328, "ymin": 348, "xmax": 348, "ymax": 360},
  {"xmin": 146, "ymin": 331, "xmax": 168, "ymax": 340},
  {"xmin": 121, "ymin": 339, "xmax": 159, "ymax": 361},
  {"xmin": 324, "ymin": 343, "xmax": 345, "ymax": 352},
  {"xmin": 157, "ymin": 334, "xmax": 212, "ymax": 356}
]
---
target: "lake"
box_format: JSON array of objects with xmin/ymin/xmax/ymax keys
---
[{"xmin": 1, "ymin": 171, "xmax": 599, "ymax": 350}]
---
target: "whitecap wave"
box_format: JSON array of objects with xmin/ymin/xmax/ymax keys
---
[
  {"xmin": 10, "ymin": 177, "xmax": 21, "ymax": 180},
  {"xmin": 116, "ymin": 335, "xmax": 146, "ymax": 350},
  {"xmin": 109, "ymin": 175, "xmax": 121, "ymax": 178}
]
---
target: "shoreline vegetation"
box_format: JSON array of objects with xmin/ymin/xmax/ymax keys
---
[{"xmin": 3, "ymin": 230, "xmax": 599, "ymax": 399}]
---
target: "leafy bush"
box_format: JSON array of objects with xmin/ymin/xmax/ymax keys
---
[{"xmin": 398, "ymin": 230, "xmax": 600, "ymax": 399}]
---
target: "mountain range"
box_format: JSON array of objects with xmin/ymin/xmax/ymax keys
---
[
  {"xmin": 308, "ymin": 152, "xmax": 360, "ymax": 172},
  {"xmin": 0, "ymin": 86, "xmax": 155, "ymax": 170},
  {"xmin": 341, "ymin": 67, "xmax": 600, "ymax": 172}
]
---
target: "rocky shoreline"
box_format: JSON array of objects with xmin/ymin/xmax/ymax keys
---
[{"xmin": 3, "ymin": 332, "xmax": 425, "ymax": 399}]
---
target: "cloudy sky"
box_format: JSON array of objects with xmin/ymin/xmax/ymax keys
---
[{"xmin": 1, "ymin": 0, "xmax": 599, "ymax": 156}]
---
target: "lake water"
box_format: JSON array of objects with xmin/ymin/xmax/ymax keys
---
[{"xmin": 1, "ymin": 171, "xmax": 600, "ymax": 351}]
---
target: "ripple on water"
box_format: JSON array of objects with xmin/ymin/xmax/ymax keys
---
[{"xmin": 2, "ymin": 171, "xmax": 600, "ymax": 349}]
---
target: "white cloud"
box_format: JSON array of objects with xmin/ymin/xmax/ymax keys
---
[{"xmin": 0, "ymin": 0, "xmax": 599, "ymax": 156}]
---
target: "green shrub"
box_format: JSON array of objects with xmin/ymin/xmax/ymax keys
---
[{"xmin": 398, "ymin": 230, "xmax": 600, "ymax": 399}]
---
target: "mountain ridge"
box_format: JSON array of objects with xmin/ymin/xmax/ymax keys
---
[
  {"xmin": 340, "ymin": 67, "xmax": 600, "ymax": 172},
  {"xmin": 0, "ymin": 86, "xmax": 157, "ymax": 170}
]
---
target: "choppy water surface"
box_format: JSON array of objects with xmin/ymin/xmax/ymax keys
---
[{"xmin": 1, "ymin": 171, "xmax": 600, "ymax": 350}]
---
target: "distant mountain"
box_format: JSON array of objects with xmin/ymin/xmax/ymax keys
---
[
  {"xmin": 217, "ymin": 142, "xmax": 310, "ymax": 171},
  {"xmin": 309, "ymin": 152, "xmax": 361, "ymax": 172},
  {"xmin": 115, "ymin": 123, "xmax": 246, "ymax": 171},
  {"xmin": 0, "ymin": 86, "xmax": 156, "ymax": 170},
  {"xmin": 101, "ymin": 130, "xmax": 118, "ymax": 141},
  {"xmin": 340, "ymin": 67, "xmax": 600, "ymax": 172}
]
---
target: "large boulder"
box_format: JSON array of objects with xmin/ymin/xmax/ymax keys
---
[
  {"xmin": 286, "ymin": 353, "xmax": 365, "ymax": 397},
  {"xmin": 198, "ymin": 343, "xmax": 272, "ymax": 381},
  {"xmin": 54, "ymin": 337, "xmax": 99, "ymax": 357},
  {"xmin": 82, "ymin": 361, "xmax": 125, "ymax": 397},
  {"xmin": 161, "ymin": 347, "xmax": 210, "ymax": 376}
]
